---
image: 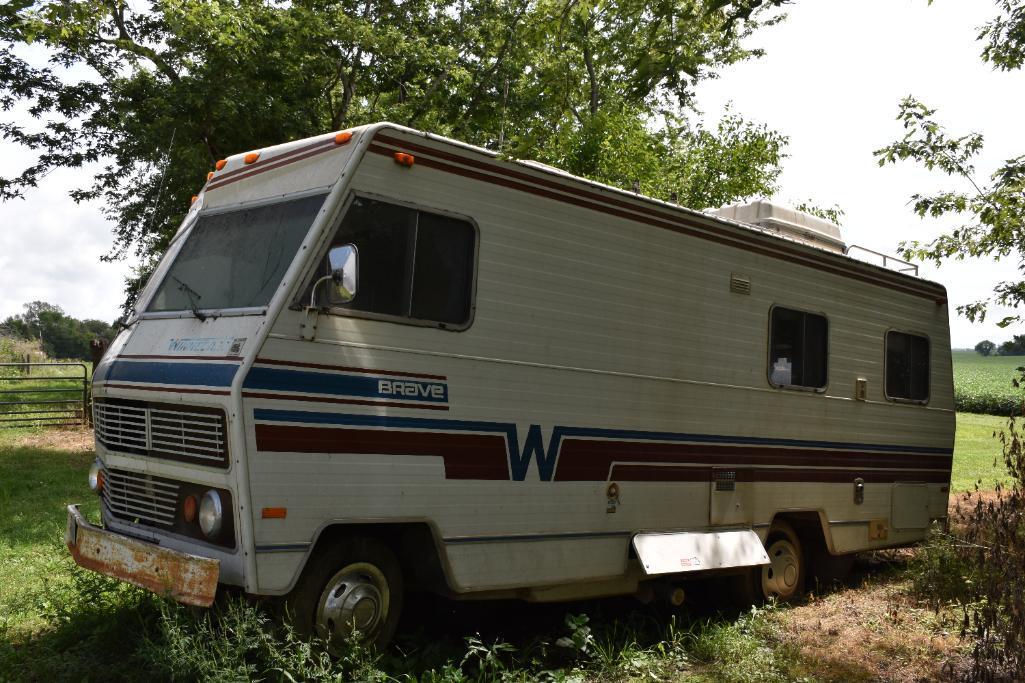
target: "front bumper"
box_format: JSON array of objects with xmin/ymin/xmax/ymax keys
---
[{"xmin": 65, "ymin": 504, "xmax": 220, "ymax": 607}]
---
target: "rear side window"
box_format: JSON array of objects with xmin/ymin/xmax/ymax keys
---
[
  {"xmin": 310, "ymin": 197, "xmax": 476, "ymax": 328},
  {"xmin": 886, "ymin": 331, "xmax": 930, "ymax": 402},
  {"xmin": 768, "ymin": 307, "xmax": 828, "ymax": 389}
]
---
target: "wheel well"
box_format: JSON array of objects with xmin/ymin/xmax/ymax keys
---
[
  {"xmin": 769, "ymin": 511, "xmax": 829, "ymax": 556},
  {"xmin": 308, "ymin": 522, "xmax": 451, "ymax": 594}
]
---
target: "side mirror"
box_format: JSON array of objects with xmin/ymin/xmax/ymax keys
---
[
  {"xmin": 326, "ymin": 244, "xmax": 357, "ymax": 304},
  {"xmin": 309, "ymin": 244, "xmax": 358, "ymax": 309}
]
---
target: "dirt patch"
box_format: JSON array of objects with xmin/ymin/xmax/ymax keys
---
[
  {"xmin": 775, "ymin": 569, "xmax": 966, "ymax": 682},
  {"xmin": 12, "ymin": 426, "xmax": 95, "ymax": 453}
]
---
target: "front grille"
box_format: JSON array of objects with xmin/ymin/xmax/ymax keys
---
[
  {"xmin": 102, "ymin": 467, "xmax": 180, "ymax": 528},
  {"xmin": 94, "ymin": 399, "xmax": 229, "ymax": 468}
]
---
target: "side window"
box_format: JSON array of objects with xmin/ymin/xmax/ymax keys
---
[
  {"xmin": 310, "ymin": 197, "xmax": 475, "ymax": 327},
  {"xmin": 768, "ymin": 307, "xmax": 828, "ymax": 389},
  {"xmin": 886, "ymin": 331, "xmax": 930, "ymax": 402}
]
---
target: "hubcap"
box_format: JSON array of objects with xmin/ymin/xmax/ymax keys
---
[
  {"xmin": 315, "ymin": 562, "xmax": 389, "ymax": 647},
  {"xmin": 761, "ymin": 538, "xmax": 801, "ymax": 599}
]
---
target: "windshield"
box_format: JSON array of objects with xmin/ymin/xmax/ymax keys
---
[{"xmin": 148, "ymin": 193, "xmax": 327, "ymax": 313}]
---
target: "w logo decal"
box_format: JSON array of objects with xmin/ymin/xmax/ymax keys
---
[{"xmin": 508, "ymin": 424, "xmax": 563, "ymax": 481}]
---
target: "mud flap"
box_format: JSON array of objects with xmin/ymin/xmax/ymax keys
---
[
  {"xmin": 632, "ymin": 529, "xmax": 770, "ymax": 575},
  {"xmin": 65, "ymin": 504, "xmax": 220, "ymax": 607}
]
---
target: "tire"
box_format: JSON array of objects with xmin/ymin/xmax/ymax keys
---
[
  {"xmin": 286, "ymin": 536, "xmax": 403, "ymax": 652},
  {"xmin": 760, "ymin": 521, "xmax": 805, "ymax": 602}
]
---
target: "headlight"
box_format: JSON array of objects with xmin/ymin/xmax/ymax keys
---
[
  {"xmin": 198, "ymin": 490, "xmax": 223, "ymax": 538},
  {"xmin": 88, "ymin": 462, "xmax": 103, "ymax": 493}
]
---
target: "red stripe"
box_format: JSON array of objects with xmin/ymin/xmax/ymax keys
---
[
  {"xmin": 554, "ymin": 439, "xmax": 950, "ymax": 481},
  {"xmin": 254, "ymin": 424, "xmax": 508, "ymax": 479},
  {"xmin": 242, "ymin": 391, "xmax": 449, "ymax": 411},
  {"xmin": 207, "ymin": 140, "xmax": 340, "ymax": 192},
  {"xmin": 209, "ymin": 138, "xmax": 336, "ymax": 184},
  {"xmin": 254, "ymin": 357, "xmax": 446, "ymax": 380},
  {"xmin": 370, "ymin": 136, "xmax": 944, "ymax": 301},
  {"xmin": 100, "ymin": 383, "xmax": 230, "ymax": 396},
  {"xmin": 610, "ymin": 464, "xmax": 950, "ymax": 484}
]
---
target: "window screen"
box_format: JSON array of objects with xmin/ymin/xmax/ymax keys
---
[
  {"xmin": 311, "ymin": 197, "xmax": 475, "ymax": 327},
  {"xmin": 769, "ymin": 307, "xmax": 828, "ymax": 389},
  {"xmin": 886, "ymin": 331, "xmax": 930, "ymax": 401}
]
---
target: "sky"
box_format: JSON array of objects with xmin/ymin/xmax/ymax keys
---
[{"xmin": 1, "ymin": 0, "xmax": 1022, "ymax": 348}]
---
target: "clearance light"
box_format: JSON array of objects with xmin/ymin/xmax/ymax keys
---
[
  {"xmin": 244, "ymin": 152, "xmax": 260, "ymax": 164},
  {"xmin": 191, "ymin": 195, "xmax": 198, "ymax": 205},
  {"xmin": 334, "ymin": 131, "xmax": 353, "ymax": 145},
  {"xmin": 206, "ymin": 171, "xmax": 214, "ymax": 181},
  {"xmin": 393, "ymin": 152, "xmax": 415, "ymax": 167},
  {"xmin": 183, "ymin": 494, "xmax": 198, "ymax": 523},
  {"xmin": 215, "ymin": 159, "xmax": 227, "ymax": 171},
  {"xmin": 262, "ymin": 507, "xmax": 287, "ymax": 519}
]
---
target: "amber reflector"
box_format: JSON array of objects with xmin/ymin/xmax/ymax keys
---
[
  {"xmin": 190, "ymin": 195, "xmax": 198, "ymax": 204},
  {"xmin": 96, "ymin": 469, "xmax": 105, "ymax": 495},
  {"xmin": 206, "ymin": 171, "xmax": 214, "ymax": 181},
  {"xmin": 262, "ymin": 507, "xmax": 287, "ymax": 519},
  {"xmin": 393, "ymin": 152, "xmax": 415, "ymax": 167},
  {"xmin": 215, "ymin": 159, "xmax": 227, "ymax": 171},
  {"xmin": 183, "ymin": 495, "xmax": 198, "ymax": 523},
  {"xmin": 334, "ymin": 131, "xmax": 353, "ymax": 145},
  {"xmin": 244, "ymin": 152, "xmax": 260, "ymax": 164}
]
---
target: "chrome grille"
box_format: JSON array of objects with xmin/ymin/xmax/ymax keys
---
[
  {"xmin": 102, "ymin": 467, "xmax": 180, "ymax": 527},
  {"xmin": 93, "ymin": 399, "xmax": 228, "ymax": 467}
]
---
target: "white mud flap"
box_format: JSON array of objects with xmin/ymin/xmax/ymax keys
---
[{"xmin": 632, "ymin": 529, "xmax": 770, "ymax": 575}]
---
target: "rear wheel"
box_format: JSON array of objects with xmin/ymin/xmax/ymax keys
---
[
  {"xmin": 286, "ymin": 536, "xmax": 403, "ymax": 652},
  {"xmin": 730, "ymin": 520, "xmax": 806, "ymax": 605}
]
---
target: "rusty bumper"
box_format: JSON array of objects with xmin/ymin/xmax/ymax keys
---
[{"xmin": 65, "ymin": 504, "xmax": 220, "ymax": 607}]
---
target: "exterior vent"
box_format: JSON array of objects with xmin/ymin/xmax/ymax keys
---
[
  {"xmin": 730, "ymin": 273, "xmax": 751, "ymax": 295},
  {"xmin": 714, "ymin": 470, "xmax": 737, "ymax": 491},
  {"xmin": 94, "ymin": 398, "xmax": 229, "ymax": 468}
]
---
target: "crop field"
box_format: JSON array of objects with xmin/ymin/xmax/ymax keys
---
[{"xmin": 952, "ymin": 350, "xmax": 1024, "ymax": 416}]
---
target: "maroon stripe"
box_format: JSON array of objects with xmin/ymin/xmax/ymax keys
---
[
  {"xmin": 370, "ymin": 138, "xmax": 943, "ymax": 301},
  {"xmin": 209, "ymin": 138, "xmax": 337, "ymax": 183},
  {"xmin": 254, "ymin": 357, "xmax": 446, "ymax": 380},
  {"xmin": 610, "ymin": 464, "xmax": 950, "ymax": 484},
  {"xmin": 207, "ymin": 141, "xmax": 340, "ymax": 192},
  {"xmin": 242, "ymin": 391, "xmax": 448, "ymax": 411},
  {"xmin": 100, "ymin": 383, "xmax": 230, "ymax": 396},
  {"xmin": 254, "ymin": 424, "xmax": 507, "ymax": 479},
  {"xmin": 553, "ymin": 439, "xmax": 951, "ymax": 481}
]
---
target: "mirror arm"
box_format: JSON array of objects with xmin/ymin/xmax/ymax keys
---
[{"xmin": 308, "ymin": 275, "xmax": 335, "ymax": 309}]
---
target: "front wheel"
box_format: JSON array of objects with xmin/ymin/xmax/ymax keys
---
[{"xmin": 286, "ymin": 536, "xmax": 403, "ymax": 652}]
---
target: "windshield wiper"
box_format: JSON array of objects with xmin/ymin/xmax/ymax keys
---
[{"xmin": 172, "ymin": 276, "xmax": 208, "ymax": 322}]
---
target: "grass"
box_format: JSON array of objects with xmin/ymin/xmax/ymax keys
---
[
  {"xmin": 0, "ymin": 416, "xmax": 1002, "ymax": 682},
  {"xmin": 952, "ymin": 349, "xmax": 1024, "ymax": 416},
  {"xmin": 952, "ymin": 412, "xmax": 1010, "ymax": 492}
]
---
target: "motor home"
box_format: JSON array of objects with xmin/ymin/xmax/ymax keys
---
[{"xmin": 68, "ymin": 123, "xmax": 954, "ymax": 648}]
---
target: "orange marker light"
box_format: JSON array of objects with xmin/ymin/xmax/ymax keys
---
[
  {"xmin": 215, "ymin": 159, "xmax": 227, "ymax": 171},
  {"xmin": 393, "ymin": 152, "xmax": 415, "ymax": 167},
  {"xmin": 183, "ymin": 494, "xmax": 198, "ymax": 523},
  {"xmin": 207, "ymin": 171, "xmax": 214, "ymax": 181},
  {"xmin": 96, "ymin": 469, "xmax": 105, "ymax": 495},
  {"xmin": 244, "ymin": 152, "xmax": 260, "ymax": 164},
  {"xmin": 191, "ymin": 195, "xmax": 198, "ymax": 204},
  {"xmin": 334, "ymin": 131, "xmax": 353, "ymax": 145},
  {"xmin": 262, "ymin": 507, "xmax": 287, "ymax": 519}
]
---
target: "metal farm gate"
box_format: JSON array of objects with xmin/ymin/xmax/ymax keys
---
[{"xmin": 0, "ymin": 362, "xmax": 90, "ymax": 429}]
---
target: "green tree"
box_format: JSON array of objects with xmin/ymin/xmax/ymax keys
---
[
  {"xmin": 874, "ymin": 1, "xmax": 1025, "ymax": 327},
  {"xmin": 1, "ymin": 301, "xmax": 116, "ymax": 359},
  {"xmin": 1, "ymin": 0, "xmax": 789, "ymax": 311},
  {"xmin": 975, "ymin": 339, "xmax": 996, "ymax": 356}
]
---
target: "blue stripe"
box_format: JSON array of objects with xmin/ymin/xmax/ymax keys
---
[
  {"xmin": 106, "ymin": 360, "xmax": 239, "ymax": 387},
  {"xmin": 251, "ymin": 408, "xmax": 952, "ymax": 456},
  {"xmin": 244, "ymin": 366, "xmax": 448, "ymax": 403}
]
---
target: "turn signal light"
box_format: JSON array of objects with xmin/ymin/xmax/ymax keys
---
[
  {"xmin": 334, "ymin": 131, "xmax": 352, "ymax": 145},
  {"xmin": 393, "ymin": 152, "xmax": 415, "ymax": 167},
  {"xmin": 262, "ymin": 507, "xmax": 287, "ymax": 519},
  {"xmin": 244, "ymin": 152, "xmax": 260, "ymax": 164},
  {"xmin": 183, "ymin": 494, "xmax": 198, "ymax": 523},
  {"xmin": 215, "ymin": 159, "xmax": 227, "ymax": 170}
]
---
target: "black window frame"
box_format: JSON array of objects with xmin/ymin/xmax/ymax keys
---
[
  {"xmin": 766, "ymin": 305, "xmax": 830, "ymax": 392},
  {"xmin": 298, "ymin": 193, "xmax": 480, "ymax": 331},
  {"xmin": 884, "ymin": 329, "xmax": 931, "ymax": 404}
]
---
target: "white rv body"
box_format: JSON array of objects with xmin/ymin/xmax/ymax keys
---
[{"xmin": 71, "ymin": 123, "xmax": 954, "ymax": 624}]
